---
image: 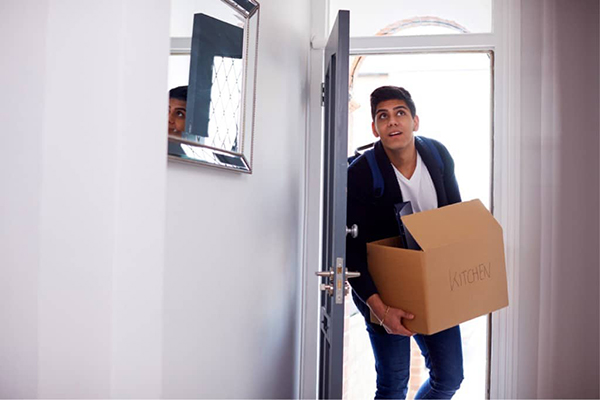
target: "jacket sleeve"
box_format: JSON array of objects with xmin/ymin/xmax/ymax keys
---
[{"xmin": 346, "ymin": 164, "xmax": 379, "ymax": 304}]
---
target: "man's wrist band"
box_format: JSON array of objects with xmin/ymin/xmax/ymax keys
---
[{"xmin": 380, "ymin": 305, "xmax": 390, "ymax": 326}]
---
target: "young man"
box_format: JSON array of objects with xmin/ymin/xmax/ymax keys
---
[
  {"xmin": 346, "ymin": 86, "xmax": 463, "ymax": 399},
  {"xmin": 167, "ymin": 86, "xmax": 188, "ymax": 157},
  {"xmin": 168, "ymin": 85, "xmax": 188, "ymax": 138}
]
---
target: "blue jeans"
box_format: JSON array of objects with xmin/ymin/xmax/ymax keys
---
[{"xmin": 366, "ymin": 322, "xmax": 464, "ymax": 399}]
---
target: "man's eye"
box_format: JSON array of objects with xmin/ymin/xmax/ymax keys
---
[
  {"xmin": 177, "ymin": 111, "xmax": 185, "ymax": 118},
  {"xmin": 378, "ymin": 113, "xmax": 387, "ymax": 119},
  {"xmin": 397, "ymin": 110, "xmax": 405, "ymax": 116}
]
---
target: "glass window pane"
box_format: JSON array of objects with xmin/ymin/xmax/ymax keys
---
[{"xmin": 329, "ymin": 0, "xmax": 492, "ymax": 37}]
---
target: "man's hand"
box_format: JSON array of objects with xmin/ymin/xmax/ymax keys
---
[
  {"xmin": 367, "ymin": 293, "xmax": 415, "ymax": 336},
  {"xmin": 380, "ymin": 307, "xmax": 415, "ymax": 336}
]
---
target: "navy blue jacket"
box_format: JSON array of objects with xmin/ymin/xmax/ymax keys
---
[{"xmin": 346, "ymin": 137, "xmax": 462, "ymax": 321}]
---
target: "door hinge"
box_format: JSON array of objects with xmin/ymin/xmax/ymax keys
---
[{"xmin": 320, "ymin": 82, "xmax": 325, "ymax": 106}]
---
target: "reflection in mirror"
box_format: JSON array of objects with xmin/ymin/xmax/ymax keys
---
[
  {"xmin": 167, "ymin": 0, "xmax": 259, "ymax": 173},
  {"xmin": 187, "ymin": 13, "xmax": 243, "ymax": 151}
]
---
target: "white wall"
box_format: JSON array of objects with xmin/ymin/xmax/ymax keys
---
[
  {"xmin": 162, "ymin": 0, "xmax": 311, "ymax": 398},
  {"xmin": 0, "ymin": 0, "xmax": 169, "ymax": 397},
  {"xmin": 0, "ymin": 1, "xmax": 47, "ymax": 397},
  {"xmin": 1, "ymin": 0, "xmax": 312, "ymax": 398}
]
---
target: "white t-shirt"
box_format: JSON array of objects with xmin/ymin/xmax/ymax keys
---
[{"xmin": 392, "ymin": 152, "xmax": 438, "ymax": 213}]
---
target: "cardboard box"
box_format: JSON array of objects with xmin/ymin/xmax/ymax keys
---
[{"xmin": 367, "ymin": 199, "xmax": 508, "ymax": 335}]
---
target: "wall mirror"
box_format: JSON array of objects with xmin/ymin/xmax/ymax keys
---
[{"xmin": 168, "ymin": 0, "xmax": 260, "ymax": 173}]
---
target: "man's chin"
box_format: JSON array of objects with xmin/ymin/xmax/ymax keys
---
[{"xmin": 381, "ymin": 137, "xmax": 414, "ymax": 153}]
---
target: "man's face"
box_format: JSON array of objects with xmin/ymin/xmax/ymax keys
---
[
  {"xmin": 371, "ymin": 99, "xmax": 419, "ymax": 153},
  {"xmin": 168, "ymin": 98, "xmax": 187, "ymax": 137}
]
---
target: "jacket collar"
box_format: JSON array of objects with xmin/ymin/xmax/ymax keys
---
[{"xmin": 373, "ymin": 138, "xmax": 448, "ymax": 207}]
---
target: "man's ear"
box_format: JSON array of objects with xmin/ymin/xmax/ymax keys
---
[
  {"xmin": 413, "ymin": 115, "xmax": 420, "ymax": 132},
  {"xmin": 372, "ymin": 121, "xmax": 380, "ymax": 138}
]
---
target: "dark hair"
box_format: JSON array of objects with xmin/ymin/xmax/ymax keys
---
[
  {"xmin": 370, "ymin": 86, "xmax": 416, "ymax": 119},
  {"xmin": 169, "ymin": 86, "xmax": 188, "ymax": 102}
]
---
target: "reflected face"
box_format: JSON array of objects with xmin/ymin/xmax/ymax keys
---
[
  {"xmin": 168, "ymin": 98, "xmax": 187, "ymax": 137},
  {"xmin": 371, "ymin": 99, "xmax": 419, "ymax": 153}
]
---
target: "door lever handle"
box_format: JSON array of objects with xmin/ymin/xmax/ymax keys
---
[
  {"xmin": 346, "ymin": 271, "xmax": 360, "ymax": 279},
  {"xmin": 315, "ymin": 270, "xmax": 334, "ymax": 279},
  {"xmin": 315, "ymin": 270, "xmax": 360, "ymax": 279}
]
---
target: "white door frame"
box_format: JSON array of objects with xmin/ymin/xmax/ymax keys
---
[
  {"xmin": 296, "ymin": 1, "xmax": 330, "ymax": 399},
  {"xmin": 298, "ymin": 1, "xmax": 522, "ymax": 398}
]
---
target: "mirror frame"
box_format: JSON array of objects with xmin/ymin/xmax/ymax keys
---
[{"xmin": 168, "ymin": 0, "xmax": 260, "ymax": 174}]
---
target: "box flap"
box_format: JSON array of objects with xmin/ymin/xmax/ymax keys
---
[{"xmin": 402, "ymin": 199, "xmax": 500, "ymax": 251}]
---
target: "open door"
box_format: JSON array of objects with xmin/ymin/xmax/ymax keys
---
[{"xmin": 316, "ymin": 10, "xmax": 357, "ymax": 399}]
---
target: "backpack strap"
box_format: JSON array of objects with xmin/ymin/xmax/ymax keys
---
[
  {"xmin": 348, "ymin": 141, "xmax": 375, "ymax": 165},
  {"xmin": 365, "ymin": 149, "xmax": 384, "ymax": 198},
  {"xmin": 415, "ymin": 136, "xmax": 444, "ymax": 175},
  {"xmin": 349, "ymin": 147, "xmax": 384, "ymax": 198}
]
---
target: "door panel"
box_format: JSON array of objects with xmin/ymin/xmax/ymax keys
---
[{"xmin": 317, "ymin": 10, "xmax": 350, "ymax": 400}]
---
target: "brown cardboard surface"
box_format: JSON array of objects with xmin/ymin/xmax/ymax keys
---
[
  {"xmin": 402, "ymin": 199, "xmax": 498, "ymax": 251},
  {"xmin": 367, "ymin": 199, "xmax": 508, "ymax": 335},
  {"xmin": 367, "ymin": 237, "xmax": 428, "ymax": 332}
]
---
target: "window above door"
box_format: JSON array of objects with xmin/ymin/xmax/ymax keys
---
[{"xmin": 328, "ymin": 0, "xmax": 492, "ymax": 37}]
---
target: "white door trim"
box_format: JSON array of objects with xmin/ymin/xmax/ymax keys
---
[
  {"xmin": 298, "ymin": 1, "xmax": 329, "ymax": 398},
  {"xmin": 489, "ymin": 0, "xmax": 521, "ymax": 398}
]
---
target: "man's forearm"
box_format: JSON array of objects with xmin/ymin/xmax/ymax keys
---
[{"xmin": 366, "ymin": 293, "xmax": 387, "ymax": 321}]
